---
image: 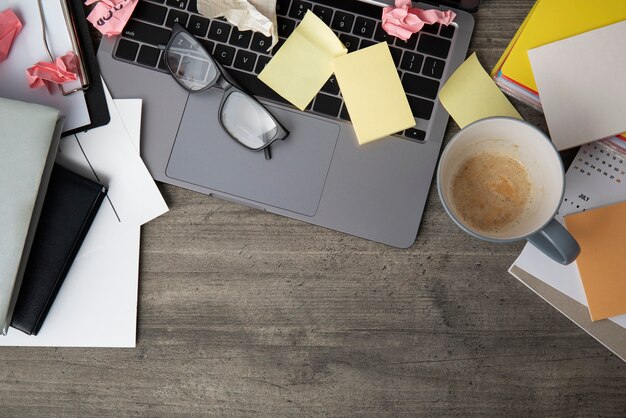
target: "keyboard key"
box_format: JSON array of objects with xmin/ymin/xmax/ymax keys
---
[
  {"xmin": 339, "ymin": 34, "xmax": 359, "ymax": 52},
  {"xmin": 199, "ymin": 39, "xmax": 215, "ymax": 54},
  {"xmin": 166, "ymin": 9, "xmax": 188, "ymax": 27},
  {"xmin": 313, "ymin": 93, "xmax": 342, "ymax": 117},
  {"xmin": 359, "ymin": 39, "xmax": 376, "ymax": 49},
  {"xmin": 321, "ymin": 74, "xmax": 339, "ymax": 95},
  {"xmin": 188, "ymin": 15, "xmax": 210, "ymax": 37},
  {"xmin": 229, "ymin": 69, "xmax": 289, "ymax": 104},
  {"xmin": 400, "ymin": 52, "xmax": 424, "ymax": 73},
  {"xmin": 389, "ymin": 46, "xmax": 402, "ymax": 66},
  {"xmin": 208, "ymin": 20, "xmax": 231, "ymax": 42},
  {"xmin": 373, "ymin": 23, "xmax": 392, "ymax": 43},
  {"xmin": 255, "ymin": 55, "xmax": 271, "ymax": 73},
  {"xmin": 417, "ymin": 34, "xmax": 451, "ymax": 58},
  {"xmin": 166, "ymin": 52, "xmax": 181, "ymax": 72},
  {"xmin": 352, "ymin": 16, "xmax": 375, "ymax": 38},
  {"xmin": 339, "ymin": 104, "xmax": 350, "ymax": 121},
  {"xmin": 233, "ymin": 49, "xmax": 257, "ymax": 72},
  {"xmin": 422, "ymin": 56, "xmax": 445, "ymax": 79},
  {"xmin": 289, "ymin": 0, "xmax": 312, "ymax": 20},
  {"xmin": 404, "ymin": 128, "xmax": 426, "ymax": 141},
  {"xmin": 122, "ymin": 20, "xmax": 171, "ymax": 46},
  {"xmin": 396, "ymin": 35, "xmax": 418, "ymax": 50},
  {"xmin": 312, "ymin": 5, "xmax": 333, "ymax": 25},
  {"xmin": 402, "ymin": 73, "xmax": 439, "ymax": 99},
  {"xmin": 137, "ymin": 44, "xmax": 161, "ymax": 67},
  {"xmin": 421, "ymin": 23, "xmax": 439, "ymax": 35},
  {"xmin": 178, "ymin": 55, "xmax": 209, "ymax": 81},
  {"xmin": 133, "ymin": 1, "xmax": 167, "ymax": 25},
  {"xmin": 272, "ymin": 38, "xmax": 285, "ymax": 54},
  {"xmin": 251, "ymin": 33, "xmax": 272, "ymax": 53},
  {"xmin": 407, "ymin": 95, "xmax": 434, "ymax": 120},
  {"xmin": 277, "ymin": 17, "xmax": 296, "ymax": 37},
  {"xmin": 276, "ymin": 0, "xmax": 291, "ymax": 15},
  {"xmin": 331, "ymin": 11, "xmax": 354, "ymax": 33},
  {"xmin": 170, "ymin": 32, "xmax": 194, "ymax": 49},
  {"xmin": 214, "ymin": 44, "xmax": 235, "ymax": 66},
  {"xmin": 440, "ymin": 24, "xmax": 455, "ymax": 38},
  {"xmin": 229, "ymin": 28, "xmax": 252, "ymax": 48},
  {"xmin": 115, "ymin": 38, "xmax": 139, "ymax": 61},
  {"xmin": 158, "ymin": 53, "xmax": 169, "ymax": 71},
  {"xmin": 166, "ymin": 0, "xmax": 187, "ymax": 10}
]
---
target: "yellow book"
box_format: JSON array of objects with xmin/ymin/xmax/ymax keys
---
[{"xmin": 496, "ymin": 0, "xmax": 626, "ymax": 93}]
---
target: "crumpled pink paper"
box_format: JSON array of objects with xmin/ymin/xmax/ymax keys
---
[
  {"xmin": 382, "ymin": 0, "xmax": 456, "ymax": 41},
  {"xmin": 85, "ymin": 0, "xmax": 139, "ymax": 37},
  {"xmin": 26, "ymin": 52, "xmax": 78, "ymax": 94},
  {"xmin": 0, "ymin": 9, "xmax": 22, "ymax": 63}
]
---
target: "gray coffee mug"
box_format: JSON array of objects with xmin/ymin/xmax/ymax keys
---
[{"xmin": 437, "ymin": 117, "xmax": 580, "ymax": 265}]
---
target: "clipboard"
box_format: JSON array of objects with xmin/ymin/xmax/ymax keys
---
[
  {"xmin": 0, "ymin": 0, "xmax": 109, "ymax": 136},
  {"xmin": 63, "ymin": 0, "xmax": 109, "ymax": 136}
]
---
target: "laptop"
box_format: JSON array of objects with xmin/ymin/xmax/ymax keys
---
[{"xmin": 97, "ymin": 0, "xmax": 477, "ymax": 248}]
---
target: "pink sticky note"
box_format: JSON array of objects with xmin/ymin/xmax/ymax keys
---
[
  {"xmin": 382, "ymin": 0, "xmax": 456, "ymax": 41},
  {"xmin": 85, "ymin": 0, "xmax": 139, "ymax": 37},
  {"xmin": 0, "ymin": 9, "xmax": 22, "ymax": 63},
  {"xmin": 26, "ymin": 52, "xmax": 78, "ymax": 94}
]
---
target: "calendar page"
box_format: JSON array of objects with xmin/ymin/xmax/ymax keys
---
[{"xmin": 556, "ymin": 138, "xmax": 626, "ymax": 221}]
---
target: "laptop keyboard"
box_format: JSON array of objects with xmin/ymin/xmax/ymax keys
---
[{"xmin": 114, "ymin": 0, "xmax": 456, "ymax": 142}]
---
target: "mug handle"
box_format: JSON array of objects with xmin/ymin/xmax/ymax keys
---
[{"xmin": 527, "ymin": 219, "xmax": 580, "ymax": 265}]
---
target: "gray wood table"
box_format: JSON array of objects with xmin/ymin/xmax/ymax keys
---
[{"xmin": 2, "ymin": 1, "xmax": 625, "ymax": 415}]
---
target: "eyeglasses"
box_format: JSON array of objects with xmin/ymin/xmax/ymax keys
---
[{"xmin": 161, "ymin": 24, "xmax": 289, "ymax": 160}]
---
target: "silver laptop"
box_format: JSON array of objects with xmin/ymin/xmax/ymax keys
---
[{"xmin": 97, "ymin": 0, "xmax": 475, "ymax": 248}]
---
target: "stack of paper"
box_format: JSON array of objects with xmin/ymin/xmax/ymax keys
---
[
  {"xmin": 510, "ymin": 141, "xmax": 626, "ymax": 361},
  {"xmin": 0, "ymin": 84, "xmax": 168, "ymax": 347}
]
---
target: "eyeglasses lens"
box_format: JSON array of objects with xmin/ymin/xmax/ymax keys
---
[
  {"xmin": 166, "ymin": 31, "xmax": 217, "ymax": 91},
  {"xmin": 220, "ymin": 91, "xmax": 280, "ymax": 150}
]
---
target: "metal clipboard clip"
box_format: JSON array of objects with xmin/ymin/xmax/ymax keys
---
[{"xmin": 37, "ymin": 0, "xmax": 90, "ymax": 96}]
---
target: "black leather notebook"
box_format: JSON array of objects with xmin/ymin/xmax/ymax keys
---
[{"xmin": 10, "ymin": 164, "xmax": 107, "ymax": 336}]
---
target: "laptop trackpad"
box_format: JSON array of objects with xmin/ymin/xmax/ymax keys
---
[{"xmin": 165, "ymin": 93, "xmax": 340, "ymax": 216}]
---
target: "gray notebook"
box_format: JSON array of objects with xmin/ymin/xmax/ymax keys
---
[{"xmin": 0, "ymin": 98, "xmax": 62, "ymax": 334}]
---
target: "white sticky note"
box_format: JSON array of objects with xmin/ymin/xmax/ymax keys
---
[{"xmin": 528, "ymin": 21, "xmax": 626, "ymax": 150}]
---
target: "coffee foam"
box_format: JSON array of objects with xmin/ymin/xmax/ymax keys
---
[{"xmin": 451, "ymin": 151, "xmax": 533, "ymax": 234}]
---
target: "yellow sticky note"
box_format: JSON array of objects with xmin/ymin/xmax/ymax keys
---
[
  {"xmin": 439, "ymin": 53, "xmax": 522, "ymax": 128},
  {"xmin": 258, "ymin": 11, "xmax": 347, "ymax": 110},
  {"xmin": 333, "ymin": 43, "xmax": 415, "ymax": 145}
]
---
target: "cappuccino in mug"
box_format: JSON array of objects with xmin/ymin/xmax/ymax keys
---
[{"xmin": 437, "ymin": 117, "xmax": 580, "ymax": 265}]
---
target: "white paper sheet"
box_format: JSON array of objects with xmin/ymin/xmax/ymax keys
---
[
  {"xmin": 55, "ymin": 86, "xmax": 168, "ymax": 256},
  {"xmin": 528, "ymin": 21, "xmax": 626, "ymax": 150},
  {"xmin": 0, "ymin": 98, "xmax": 145, "ymax": 347},
  {"xmin": 0, "ymin": 0, "xmax": 90, "ymax": 131}
]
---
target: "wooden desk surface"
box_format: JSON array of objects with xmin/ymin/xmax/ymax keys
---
[{"xmin": 2, "ymin": 1, "xmax": 625, "ymax": 415}]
